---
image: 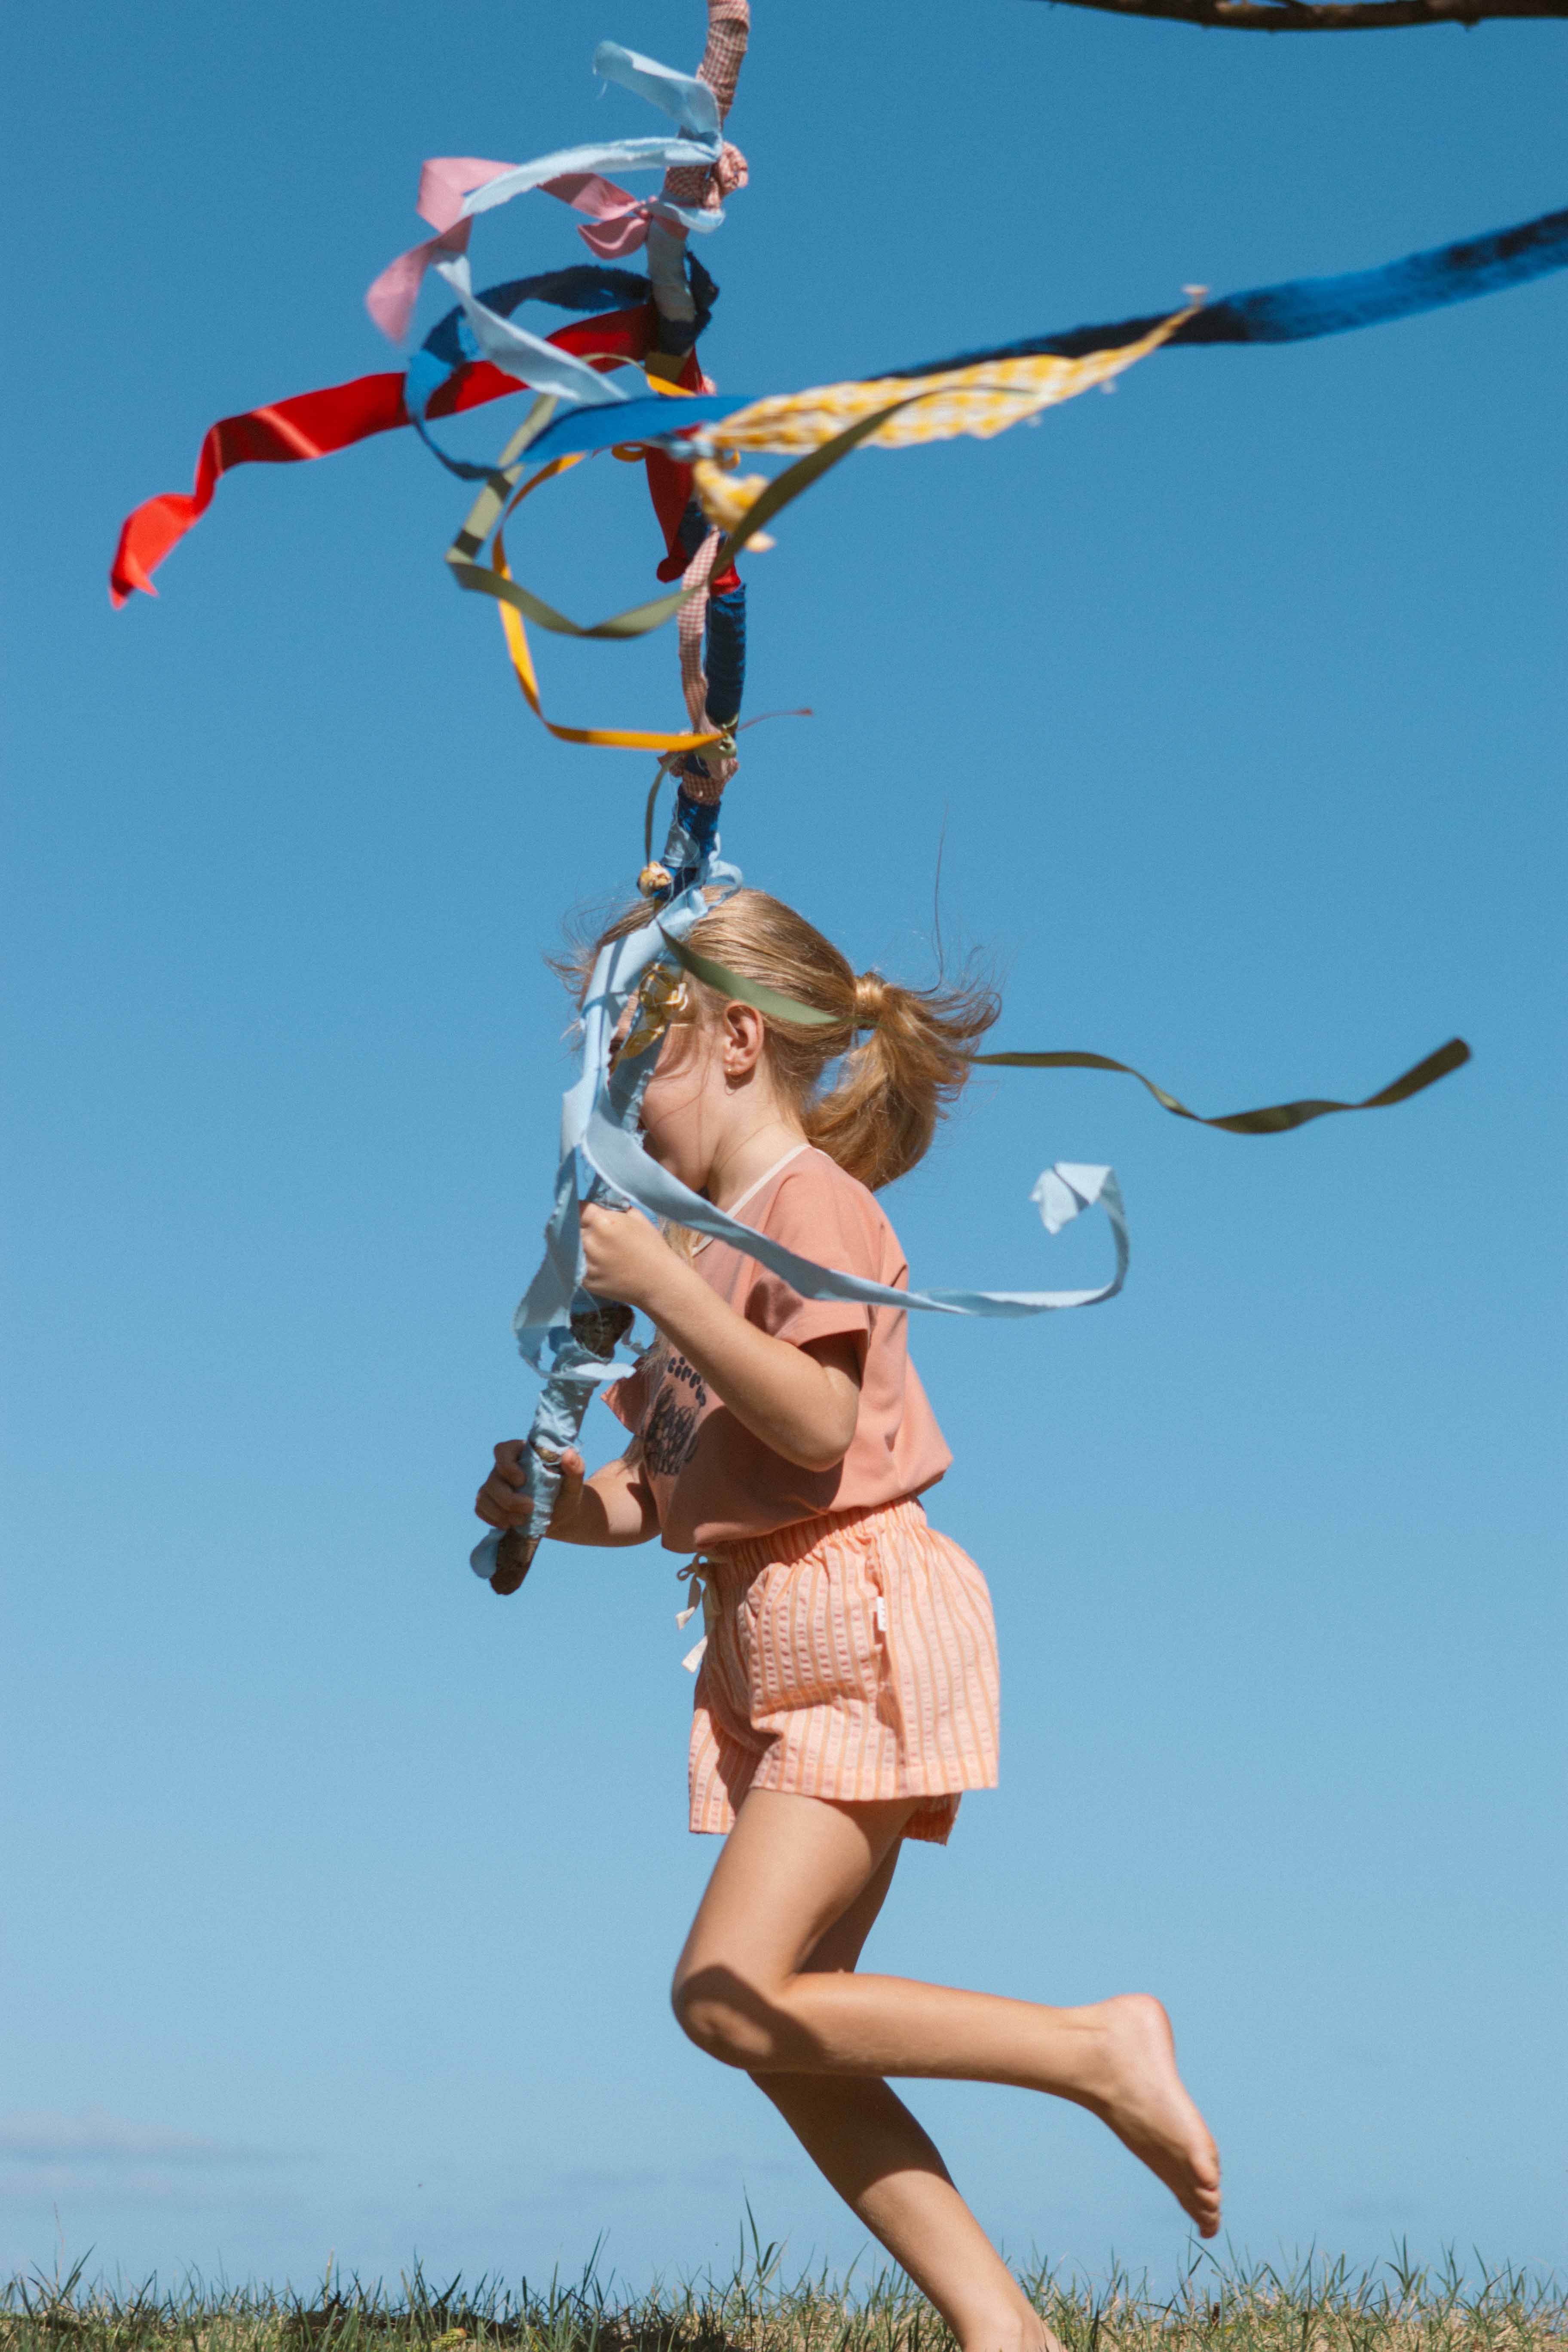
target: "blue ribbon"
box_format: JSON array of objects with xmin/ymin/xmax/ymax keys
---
[
  {"xmin": 405, "ymin": 258, "xmax": 722, "ymax": 480},
  {"xmin": 888, "ymin": 203, "xmax": 1568, "ymax": 374},
  {"xmin": 514, "ymin": 202, "xmax": 1568, "ymax": 466}
]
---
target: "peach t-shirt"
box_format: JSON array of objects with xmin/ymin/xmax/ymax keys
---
[{"xmin": 604, "ymin": 1145, "xmax": 952, "ymax": 1552}]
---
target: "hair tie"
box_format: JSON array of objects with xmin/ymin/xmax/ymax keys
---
[{"xmin": 853, "ymin": 969, "xmax": 886, "ymax": 1033}]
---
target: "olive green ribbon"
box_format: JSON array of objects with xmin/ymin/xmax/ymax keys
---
[
  {"xmin": 971, "ymin": 1037, "xmax": 1470, "ymax": 1134},
  {"xmin": 449, "ymin": 393, "xmax": 922, "ymax": 658},
  {"xmin": 658, "ymin": 934, "xmax": 1470, "ymax": 1134},
  {"xmin": 658, "ymin": 928, "xmax": 839, "ymax": 1028}
]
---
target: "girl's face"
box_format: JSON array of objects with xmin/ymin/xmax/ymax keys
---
[
  {"xmin": 636, "ymin": 1008, "xmax": 727, "ymax": 1194},
  {"xmin": 632, "ymin": 992, "xmax": 803, "ymax": 1198}
]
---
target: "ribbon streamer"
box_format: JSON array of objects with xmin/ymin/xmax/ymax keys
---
[
  {"xmin": 878, "ymin": 203, "xmax": 1568, "ymax": 377},
  {"xmin": 508, "ymin": 319, "xmax": 1189, "ymax": 469},
  {"xmin": 437, "ymin": 371, "xmax": 736, "ymax": 753},
  {"xmin": 539, "ymin": 170, "xmax": 724, "ymax": 263},
  {"xmin": 507, "ymin": 834, "xmax": 1130, "ymax": 1414},
  {"xmin": 112, "ymin": 203, "xmax": 1566, "ymax": 606},
  {"xmin": 647, "ymin": 933, "xmax": 1470, "ymax": 1130},
  {"xmin": 585, "ymin": 1073, "xmax": 1130, "ymax": 1320},
  {"xmin": 973, "ymin": 1038, "xmax": 1470, "ymax": 1132},
  {"xmin": 700, "ymin": 310, "xmax": 1195, "ymax": 456},
  {"xmin": 511, "ymin": 200, "xmax": 1568, "ymax": 470},
  {"xmin": 658, "ymin": 928, "xmax": 838, "ymax": 1027},
  {"xmin": 430, "ymin": 253, "xmax": 633, "ymax": 410},
  {"xmin": 109, "ymin": 294, "xmax": 661, "ymax": 605},
  {"xmin": 442, "ymin": 389, "xmax": 927, "ymax": 748},
  {"xmin": 438, "ymin": 350, "xmax": 1188, "ymax": 747},
  {"xmin": 406, "ymin": 262, "xmax": 718, "ymax": 480},
  {"xmin": 365, "ymin": 42, "xmax": 724, "ymax": 342},
  {"xmin": 436, "ymin": 393, "xmax": 723, "ymax": 752}
]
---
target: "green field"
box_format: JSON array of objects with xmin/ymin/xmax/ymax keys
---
[{"xmin": 5, "ymin": 2242, "xmax": 1563, "ymax": 2352}]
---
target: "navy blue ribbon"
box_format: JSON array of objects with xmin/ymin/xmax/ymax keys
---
[
  {"xmin": 404, "ymin": 255, "xmax": 721, "ymax": 478},
  {"xmin": 887, "ymin": 204, "xmax": 1568, "ymax": 375},
  {"xmin": 518, "ymin": 202, "xmax": 1567, "ymax": 468}
]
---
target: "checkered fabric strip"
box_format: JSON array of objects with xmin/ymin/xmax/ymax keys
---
[
  {"xmin": 664, "ymin": 0, "xmax": 749, "ymax": 208},
  {"xmin": 709, "ymin": 306, "xmax": 1195, "ymax": 455}
]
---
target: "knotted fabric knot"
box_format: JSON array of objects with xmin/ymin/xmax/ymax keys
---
[{"xmin": 712, "ymin": 141, "xmax": 750, "ymax": 199}]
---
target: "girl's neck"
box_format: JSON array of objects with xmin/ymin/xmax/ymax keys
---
[{"xmin": 704, "ymin": 1115, "xmax": 810, "ymax": 1213}]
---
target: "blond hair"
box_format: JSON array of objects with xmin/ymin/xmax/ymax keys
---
[{"xmin": 566, "ymin": 888, "xmax": 999, "ymax": 1192}]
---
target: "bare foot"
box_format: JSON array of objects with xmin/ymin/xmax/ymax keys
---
[
  {"xmin": 1076, "ymin": 1994, "xmax": 1222, "ymax": 2237},
  {"xmin": 957, "ymin": 2318, "xmax": 1066, "ymax": 2352}
]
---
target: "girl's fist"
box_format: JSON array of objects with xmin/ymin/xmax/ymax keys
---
[
  {"xmin": 579, "ymin": 1201, "xmax": 672, "ymax": 1310},
  {"xmin": 474, "ymin": 1440, "xmax": 584, "ymax": 1531},
  {"xmin": 546, "ymin": 1447, "xmax": 586, "ymax": 1537}
]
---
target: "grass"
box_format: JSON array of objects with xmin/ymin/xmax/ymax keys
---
[{"xmin": 3, "ymin": 2235, "xmax": 1563, "ymax": 2352}]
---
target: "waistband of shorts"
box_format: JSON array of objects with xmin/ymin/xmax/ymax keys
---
[{"xmin": 701, "ymin": 1494, "xmax": 931, "ymax": 1575}]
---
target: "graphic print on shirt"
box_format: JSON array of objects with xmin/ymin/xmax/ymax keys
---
[{"xmin": 640, "ymin": 1346, "xmax": 709, "ymax": 1479}]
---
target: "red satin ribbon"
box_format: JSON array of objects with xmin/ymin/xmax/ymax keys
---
[
  {"xmin": 643, "ymin": 446, "xmax": 740, "ymax": 594},
  {"xmin": 109, "ymin": 306, "xmax": 714, "ymax": 605}
]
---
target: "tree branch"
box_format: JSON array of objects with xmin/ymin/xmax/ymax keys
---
[{"xmin": 1032, "ymin": 0, "xmax": 1566, "ymax": 29}]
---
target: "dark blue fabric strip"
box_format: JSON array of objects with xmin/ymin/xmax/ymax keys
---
[
  {"xmin": 418, "ymin": 266, "xmax": 655, "ymax": 375},
  {"xmin": 669, "ymin": 790, "xmax": 722, "ymax": 879},
  {"xmin": 407, "ymin": 255, "xmax": 724, "ymax": 478},
  {"xmin": 883, "ymin": 204, "xmax": 1568, "ymax": 375},
  {"xmin": 703, "ymin": 584, "xmax": 747, "ymax": 729},
  {"xmin": 406, "ymin": 268, "xmax": 658, "ymax": 480},
  {"xmin": 503, "ymin": 204, "xmax": 1568, "ymax": 468}
]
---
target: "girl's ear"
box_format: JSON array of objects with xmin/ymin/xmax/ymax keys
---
[{"xmin": 720, "ymin": 1000, "xmax": 767, "ymax": 1078}]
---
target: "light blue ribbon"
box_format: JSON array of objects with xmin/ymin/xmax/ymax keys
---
[
  {"xmin": 459, "ymin": 46, "xmax": 722, "ymax": 227},
  {"xmin": 432, "ymin": 254, "xmax": 632, "ymax": 407},
  {"xmin": 580, "ymin": 1109, "xmax": 1128, "ymax": 1319},
  {"xmin": 505, "ymin": 843, "xmax": 1128, "ymax": 1395},
  {"xmin": 471, "ymin": 833, "xmax": 1127, "ymax": 1580},
  {"xmin": 414, "ymin": 42, "xmax": 729, "ymax": 435},
  {"xmin": 588, "ymin": 42, "xmax": 722, "ymax": 143}
]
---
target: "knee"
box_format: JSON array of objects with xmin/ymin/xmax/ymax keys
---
[{"xmin": 670, "ymin": 1967, "xmax": 781, "ymax": 2069}]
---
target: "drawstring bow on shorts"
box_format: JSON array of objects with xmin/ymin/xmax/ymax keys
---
[{"xmin": 676, "ymin": 1557, "xmax": 719, "ymax": 1672}]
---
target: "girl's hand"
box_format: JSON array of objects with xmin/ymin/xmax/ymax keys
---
[
  {"xmin": 579, "ymin": 1202, "xmax": 678, "ymax": 1312},
  {"xmin": 475, "ymin": 1442, "xmax": 585, "ymax": 1537}
]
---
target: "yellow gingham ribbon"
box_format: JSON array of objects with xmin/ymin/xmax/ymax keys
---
[{"xmin": 703, "ymin": 307, "xmax": 1196, "ymax": 458}]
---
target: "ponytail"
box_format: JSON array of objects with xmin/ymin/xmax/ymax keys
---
[{"xmin": 679, "ymin": 890, "xmax": 1000, "ymax": 1190}]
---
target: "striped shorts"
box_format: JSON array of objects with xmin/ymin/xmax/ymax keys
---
[{"xmin": 688, "ymin": 1496, "xmax": 1000, "ymax": 1847}]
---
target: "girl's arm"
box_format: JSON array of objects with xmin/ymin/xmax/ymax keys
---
[
  {"xmin": 579, "ymin": 1205, "xmax": 862, "ymax": 1474},
  {"xmin": 475, "ymin": 1436, "xmax": 658, "ymax": 1548}
]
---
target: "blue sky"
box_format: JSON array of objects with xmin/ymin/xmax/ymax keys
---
[{"xmin": 3, "ymin": 0, "xmax": 1565, "ymax": 2298}]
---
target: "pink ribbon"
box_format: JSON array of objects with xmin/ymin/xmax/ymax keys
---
[
  {"xmin": 545, "ymin": 147, "xmax": 745, "ymax": 255},
  {"xmin": 364, "ymin": 160, "xmax": 666, "ymax": 338},
  {"xmin": 366, "ymin": 145, "xmax": 750, "ymax": 343},
  {"xmin": 365, "ymin": 157, "xmax": 518, "ymax": 342},
  {"xmin": 539, "ymin": 172, "xmax": 665, "ymax": 261}
]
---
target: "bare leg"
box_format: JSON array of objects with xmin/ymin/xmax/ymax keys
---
[
  {"xmin": 749, "ymin": 1837, "xmax": 1057, "ymax": 2352},
  {"xmin": 672, "ymin": 1791, "xmax": 1221, "ymax": 2241}
]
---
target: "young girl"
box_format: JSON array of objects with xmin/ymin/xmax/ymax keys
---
[{"xmin": 475, "ymin": 889, "xmax": 1221, "ymax": 2349}]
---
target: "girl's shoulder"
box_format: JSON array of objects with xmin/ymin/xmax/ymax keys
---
[
  {"xmin": 768, "ymin": 1145, "xmax": 879, "ymax": 1213},
  {"xmin": 759, "ymin": 1148, "xmax": 907, "ymax": 1275}
]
